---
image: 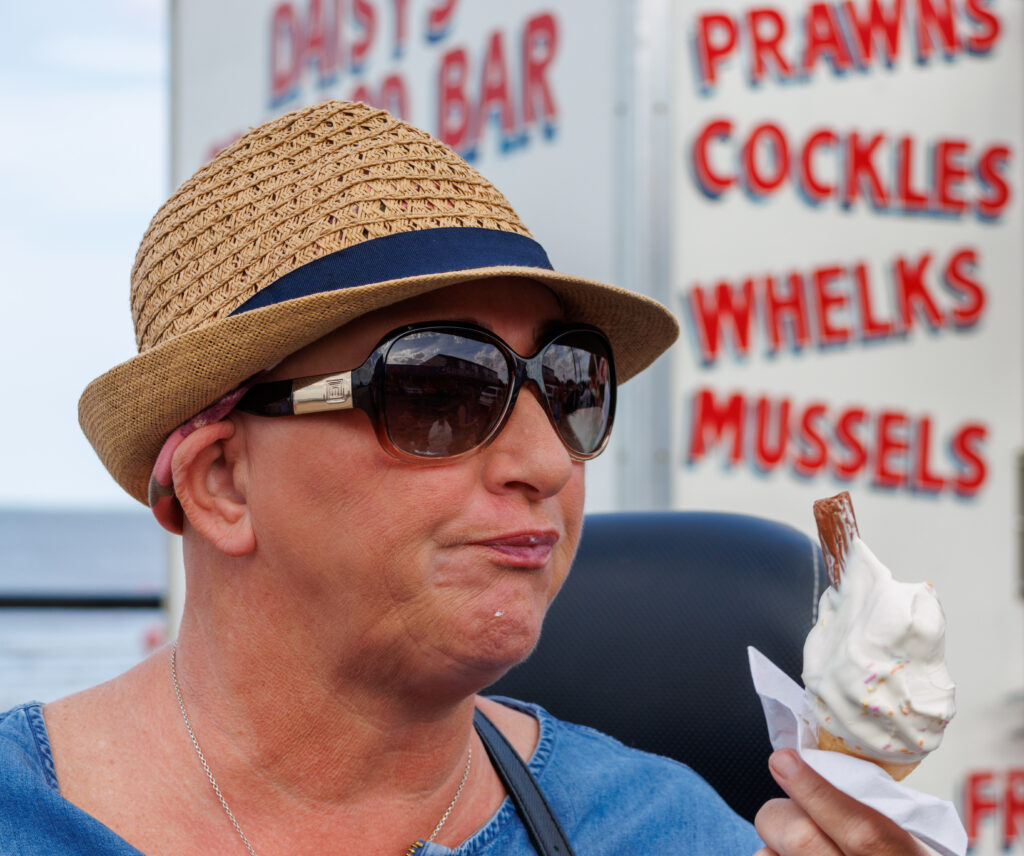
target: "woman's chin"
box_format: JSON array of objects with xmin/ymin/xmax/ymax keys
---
[{"xmin": 444, "ymin": 605, "xmax": 546, "ymax": 688}]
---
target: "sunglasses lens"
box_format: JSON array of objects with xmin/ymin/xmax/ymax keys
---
[
  {"xmin": 382, "ymin": 331, "xmax": 511, "ymax": 457},
  {"xmin": 542, "ymin": 332, "xmax": 614, "ymax": 457}
]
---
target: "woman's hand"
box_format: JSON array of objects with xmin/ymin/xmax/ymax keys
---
[{"xmin": 753, "ymin": 749, "xmax": 934, "ymax": 856}]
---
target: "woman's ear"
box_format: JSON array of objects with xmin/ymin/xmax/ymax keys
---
[{"xmin": 171, "ymin": 420, "xmax": 255, "ymax": 557}]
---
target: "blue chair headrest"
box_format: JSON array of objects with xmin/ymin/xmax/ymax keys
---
[{"xmin": 488, "ymin": 510, "xmax": 826, "ymax": 822}]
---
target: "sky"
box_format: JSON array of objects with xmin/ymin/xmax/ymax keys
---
[{"xmin": 0, "ymin": 0, "xmax": 167, "ymax": 508}]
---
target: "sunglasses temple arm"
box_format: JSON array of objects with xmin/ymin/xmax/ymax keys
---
[{"xmin": 235, "ymin": 380, "xmax": 297, "ymax": 416}]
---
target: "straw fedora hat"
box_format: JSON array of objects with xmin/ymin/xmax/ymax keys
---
[{"xmin": 79, "ymin": 101, "xmax": 679, "ymax": 505}]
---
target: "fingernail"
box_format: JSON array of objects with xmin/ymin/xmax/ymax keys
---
[{"xmin": 769, "ymin": 749, "xmax": 800, "ymax": 780}]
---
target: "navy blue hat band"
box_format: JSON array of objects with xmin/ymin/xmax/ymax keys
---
[{"xmin": 231, "ymin": 226, "xmax": 554, "ymax": 315}]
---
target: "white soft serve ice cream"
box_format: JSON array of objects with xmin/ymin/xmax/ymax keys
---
[{"xmin": 802, "ymin": 536, "xmax": 955, "ymax": 765}]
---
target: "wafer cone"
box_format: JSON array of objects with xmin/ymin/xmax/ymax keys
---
[
  {"xmin": 811, "ymin": 491, "xmax": 919, "ymax": 781},
  {"xmin": 816, "ymin": 728, "xmax": 920, "ymax": 781}
]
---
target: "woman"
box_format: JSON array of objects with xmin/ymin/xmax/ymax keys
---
[{"xmin": 0, "ymin": 102, "xmax": 929, "ymax": 855}]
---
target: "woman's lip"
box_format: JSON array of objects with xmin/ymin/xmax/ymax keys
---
[{"xmin": 470, "ymin": 531, "xmax": 558, "ymax": 567}]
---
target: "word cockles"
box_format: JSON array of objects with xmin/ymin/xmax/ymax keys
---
[{"xmin": 691, "ymin": 120, "xmax": 1011, "ymax": 219}]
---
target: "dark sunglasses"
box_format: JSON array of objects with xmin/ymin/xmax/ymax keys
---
[{"xmin": 235, "ymin": 321, "xmax": 616, "ymax": 461}]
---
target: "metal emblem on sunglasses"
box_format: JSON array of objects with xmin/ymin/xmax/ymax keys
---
[
  {"xmin": 292, "ymin": 373, "xmax": 353, "ymax": 414},
  {"xmin": 326, "ymin": 379, "xmax": 348, "ymax": 401}
]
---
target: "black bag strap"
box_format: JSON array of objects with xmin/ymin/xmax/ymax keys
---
[{"xmin": 473, "ymin": 708, "xmax": 576, "ymax": 856}]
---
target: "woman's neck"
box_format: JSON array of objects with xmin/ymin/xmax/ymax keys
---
[{"xmin": 172, "ymin": 609, "xmax": 480, "ymax": 808}]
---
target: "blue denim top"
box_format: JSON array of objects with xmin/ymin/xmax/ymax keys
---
[{"xmin": 0, "ymin": 699, "xmax": 761, "ymax": 855}]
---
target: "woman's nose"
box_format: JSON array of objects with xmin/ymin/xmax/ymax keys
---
[{"xmin": 479, "ymin": 384, "xmax": 575, "ymax": 500}]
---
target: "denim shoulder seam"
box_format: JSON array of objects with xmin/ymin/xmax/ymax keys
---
[{"xmin": 22, "ymin": 702, "xmax": 61, "ymax": 792}]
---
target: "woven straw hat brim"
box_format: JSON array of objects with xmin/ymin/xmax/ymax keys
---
[{"xmin": 79, "ymin": 267, "xmax": 678, "ymax": 505}]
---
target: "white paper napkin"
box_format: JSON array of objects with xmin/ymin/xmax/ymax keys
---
[{"xmin": 748, "ymin": 646, "xmax": 967, "ymax": 856}]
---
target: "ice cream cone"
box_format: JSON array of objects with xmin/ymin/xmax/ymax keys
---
[{"xmin": 806, "ymin": 495, "xmax": 942, "ymax": 782}]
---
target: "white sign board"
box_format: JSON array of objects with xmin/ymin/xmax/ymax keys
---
[{"xmin": 671, "ymin": 0, "xmax": 1024, "ymax": 847}]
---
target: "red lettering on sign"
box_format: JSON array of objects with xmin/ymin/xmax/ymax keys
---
[
  {"xmin": 684, "ymin": 393, "xmax": 989, "ymax": 497},
  {"xmin": 799, "ymin": 129, "xmax": 838, "ymax": 201},
  {"xmin": 476, "ymin": 31, "xmax": 515, "ymax": 137},
  {"xmin": 811, "ymin": 265, "xmax": 850, "ymax": 345},
  {"xmin": 523, "ymin": 12, "xmax": 558, "ymax": 129},
  {"xmin": 911, "ymin": 418, "xmax": 945, "ymax": 492},
  {"xmin": 945, "ymin": 247, "xmax": 985, "ymax": 326},
  {"xmin": 852, "ymin": 261, "xmax": 894, "ymax": 339},
  {"xmin": 960, "ymin": 769, "xmax": 1024, "ymax": 850},
  {"xmin": 748, "ymin": 7, "xmax": 792, "ymax": 83},
  {"xmin": 765, "ymin": 273, "xmax": 810, "ymax": 352},
  {"xmin": 754, "ymin": 397, "xmax": 790, "ymax": 468},
  {"xmin": 438, "ymin": 47, "xmax": 471, "ymax": 150},
  {"xmin": 952, "ymin": 424, "xmax": 987, "ymax": 496},
  {"xmin": 392, "ymin": 0, "xmax": 410, "ymax": 55},
  {"xmin": 743, "ymin": 123, "xmax": 789, "ymax": 195},
  {"xmin": 693, "ymin": 119, "xmax": 735, "ymax": 197},
  {"xmin": 351, "ymin": 0, "xmax": 376, "ymax": 69},
  {"xmin": 833, "ymin": 407, "xmax": 869, "ymax": 480},
  {"xmin": 895, "ymin": 136, "xmax": 930, "ymax": 212},
  {"xmin": 349, "ymin": 73, "xmax": 408, "ymax": 117},
  {"xmin": 690, "ymin": 0, "xmax": 1001, "ymax": 92},
  {"xmin": 689, "ymin": 389, "xmax": 745, "ymax": 463},
  {"xmin": 965, "ymin": 770, "xmax": 999, "ymax": 849},
  {"xmin": 977, "ymin": 144, "xmax": 1012, "ymax": 218},
  {"xmin": 874, "ymin": 411, "xmax": 910, "ymax": 489},
  {"xmin": 965, "ymin": 0, "xmax": 1001, "ymax": 52},
  {"xmin": 802, "ymin": 3, "xmax": 853, "ymax": 72},
  {"xmin": 915, "ymin": 0, "xmax": 960, "ymax": 62},
  {"xmin": 794, "ymin": 402, "xmax": 829, "ymax": 476},
  {"xmin": 1004, "ymin": 770, "xmax": 1024, "ymax": 848},
  {"xmin": 304, "ymin": 0, "xmax": 332, "ymax": 77},
  {"xmin": 688, "ymin": 280, "xmax": 756, "ymax": 362},
  {"xmin": 843, "ymin": 132, "xmax": 889, "ymax": 209},
  {"xmin": 427, "ymin": 0, "xmax": 458, "ymax": 41},
  {"xmin": 378, "ymin": 73, "xmax": 408, "ymax": 118},
  {"xmin": 894, "ymin": 252, "xmax": 944, "ymax": 331},
  {"xmin": 695, "ymin": 13, "xmax": 738, "ymax": 88},
  {"xmin": 843, "ymin": 0, "xmax": 903, "ymax": 66},
  {"xmin": 270, "ymin": 4, "xmax": 303, "ymax": 103},
  {"xmin": 933, "ymin": 139, "xmax": 969, "ymax": 214},
  {"xmin": 437, "ymin": 15, "xmax": 559, "ymax": 158},
  {"xmin": 684, "ymin": 247, "xmax": 988, "ymax": 361},
  {"xmin": 691, "ymin": 118, "xmax": 1014, "ymax": 219}
]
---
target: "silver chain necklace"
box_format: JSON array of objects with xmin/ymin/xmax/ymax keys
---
[{"xmin": 170, "ymin": 644, "xmax": 472, "ymax": 855}]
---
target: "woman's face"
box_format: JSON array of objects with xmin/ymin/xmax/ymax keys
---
[{"xmin": 234, "ymin": 278, "xmax": 586, "ymax": 696}]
